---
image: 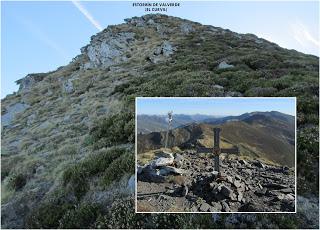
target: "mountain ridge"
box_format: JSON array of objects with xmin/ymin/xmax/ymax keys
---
[{"xmin": 137, "ymin": 111, "xmax": 295, "ymax": 167}]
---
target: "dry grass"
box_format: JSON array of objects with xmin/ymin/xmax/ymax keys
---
[
  {"xmin": 167, "ymin": 175, "xmax": 186, "ymax": 185},
  {"xmin": 137, "ymin": 201, "xmax": 153, "ymax": 212}
]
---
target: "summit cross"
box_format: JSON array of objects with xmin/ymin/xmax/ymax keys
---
[{"xmin": 197, "ymin": 128, "xmax": 239, "ymax": 174}]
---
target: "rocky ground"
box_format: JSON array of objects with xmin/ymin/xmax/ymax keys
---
[{"xmin": 137, "ymin": 150, "xmax": 295, "ymax": 212}]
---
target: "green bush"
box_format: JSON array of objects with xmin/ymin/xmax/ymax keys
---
[
  {"xmin": 62, "ymin": 164, "xmax": 89, "ymax": 200},
  {"xmin": 59, "ymin": 203, "xmax": 102, "ymax": 229},
  {"xmin": 94, "ymin": 196, "xmax": 217, "ymax": 229},
  {"xmin": 90, "ymin": 112, "xmax": 134, "ymax": 149},
  {"xmin": 26, "ymin": 192, "xmax": 75, "ymax": 229},
  {"xmin": 8, "ymin": 173, "xmax": 27, "ymax": 191},
  {"xmin": 94, "ymin": 198, "xmax": 138, "ymax": 229},
  {"xmin": 62, "ymin": 147, "xmax": 127, "ymax": 199},
  {"xmin": 100, "ymin": 151, "xmax": 135, "ymax": 187}
]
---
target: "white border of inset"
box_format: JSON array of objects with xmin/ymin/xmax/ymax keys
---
[{"xmin": 135, "ymin": 97, "xmax": 297, "ymax": 214}]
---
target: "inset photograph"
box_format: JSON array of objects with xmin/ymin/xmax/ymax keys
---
[{"xmin": 136, "ymin": 97, "xmax": 296, "ymax": 213}]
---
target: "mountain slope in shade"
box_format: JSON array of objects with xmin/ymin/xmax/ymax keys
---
[{"xmin": 138, "ymin": 111, "xmax": 295, "ymax": 167}]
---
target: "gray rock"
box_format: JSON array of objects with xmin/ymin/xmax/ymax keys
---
[
  {"xmin": 63, "ymin": 79, "xmax": 74, "ymax": 94},
  {"xmin": 15, "ymin": 73, "xmax": 47, "ymax": 91},
  {"xmin": 284, "ymin": 194, "xmax": 295, "ymax": 201},
  {"xmin": 137, "ymin": 165, "xmax": 144, "ymax": 174},
  {"xmin": 213, "ymin": 84, "xmax": 224, "ymax": 90},
  {"xmin": 182, "ymin": 185, "xmax": 188, "ymax": 197},
  {"xmin": 191, "ymin": 206, "xmax": 198, "ymax": 212},
  {"xmin": 180, "ymin": 23, "xmax": 194, "ymax": 34},
  {"xmin": 262, "ymin": 183, "xmax": 288, "ymax": 190},
  {"xmin": 279, "ymin": 188, "xmax": 293, "ymax": 194},
  {"xmin": 161, "ymin": 41, "xmax": 175, "ymax": 57},
  {"xmin": 218, "ymin": 61, "xmax": 234, "ymax": 69},
  {"xmin": 82, "ymin": 32, "xmax": 135, "ymax": 68},
  {"xmin": 252, "ymin": 160, "xmax": 265, "ymax": 169},
  {"xmin": 233, "ymin": 180, "xmax": 242, "ymax": 188},
  {"xmin": 220, "ymin": 185, "xmax": 233, "ymax": 198},
  {"xmin": 199, "ymin": 202, "xmax": 211, "ymax": 212},
  {"xmin": 127, "ymin": 175, "xmax": 135, "ymax": 193},
  {"xmin": 221, "ymin": 200, "xmax": 230, "ymax": 212},
  {"xmin": 255, "ymin": 187, "xmax": 267, "ymax": 196},
  {"xmin": 238, "ymin": 191, "xmax": 244, "ymax": 202},
  {"xmin": 2, "ymin": 103, "xmax": 30, "ymax": 127},
  {"xmin": 153, "ymin": 156, "xmax": 174, "ymax": 167},
  {"xmin": 158, "ymin": 166, "xmax": 185, "ymax": 175},
  {"xmin": 210, "ymin": 202, "xmax": 223, "ymax": 212},
  {"xmin": 239, "ymin": 159, "xmax": 248, "ymax": 165},
  {"xmin": 226, "ymin": 175, "xmax": 233, "ymax": 184},
  {"xmin": 174, "ymin": 153, "xmax": 184, "ymax": 168}
]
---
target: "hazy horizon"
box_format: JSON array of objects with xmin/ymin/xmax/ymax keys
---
[
  {"xmin": 137, "ymin": 110, "xmax": 294, "ymax": 117},
  {"xmin": 136, "ymin": 98, "xmax": 296, "ymax": 116}
]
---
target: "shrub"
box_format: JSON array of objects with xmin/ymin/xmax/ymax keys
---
[
  {"xmin": 100, "ymin": 151, "xmax": 135, "ymax": 187},
  {"xmin": 26, "ymin": 192, "xmax": 75, "ymax": 229},
  {"xmin": 90, "ymin": 112, "xmax": 134, "ymax": 149},
  {"xmin": 8, "ymin": 173, "xmax": 27, "ymax": 191},
  {"xmin": 59, "ymin": 203, "xmax": 102, "ymax": 229},
  {"xmin": 62, "ymin": 147, "xmax": 128, "ymax": 198},
  {"xmin": 62, "ymin": 164, "xmax": 89, "ymax": 200},
  {"xmin": 244, "ymin": 87, "xmax": 277, "ymax": 96}
]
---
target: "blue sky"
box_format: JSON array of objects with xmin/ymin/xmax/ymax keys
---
[
  {"xmin": 136, "ymin": 98, "xmax": 296, "ymax": 116},
  {"xmin": 1, "ymin": 1, "xmax": 319, "ymax": 98}
]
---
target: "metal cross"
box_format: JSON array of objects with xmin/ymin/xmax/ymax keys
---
[{"xmin": 197, "ymin": 128, "xmax": 239, "ymax": 174}]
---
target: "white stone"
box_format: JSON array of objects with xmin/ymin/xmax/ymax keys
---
[{"xmin": 218, "ymin": 61, "xmax": 234, "ymax": 69}]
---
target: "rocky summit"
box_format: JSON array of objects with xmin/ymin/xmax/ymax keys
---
[
  {"xmin": 137, "ymin": 150, "xmax": 295, "ymax": 212},
  {"xmin": 1, "ymin": 14, "xmax": 319, "ymax": 229}
]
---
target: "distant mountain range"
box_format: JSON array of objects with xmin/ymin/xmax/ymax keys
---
[
  {"xmin": 137, "ymin": 114, "xmax": 219, "ymax": 133},
  {"xmin": 137, "ymin": 111, "xmax": 294, "ymax": 134},
  {"xmin": 137, "ymin": 111, "xmax": 295, "ymax": 167}
]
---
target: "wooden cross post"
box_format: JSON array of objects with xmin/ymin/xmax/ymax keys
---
[{"xmin": 197, "ymin": 128, "xmax": 239, "ymax": 175}]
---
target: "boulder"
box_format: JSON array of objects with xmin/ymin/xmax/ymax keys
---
[
  {"xmin": 252, "ymin": 160, "xmax": 265, "ymax": 169},
  {"xmin": 255, "ymin": 188, "xmax": 267, "ymax": 196},
  {"xmin": 182, "ymin": 185, "xmax": 188, "ymax": 197},
  {"xmin": 161, "ymin": 41, "xmax": 175, "ymax": 57},
  {"xmin": 2, "ymin": 103, "xmax": 30, "ymax": 127},
  {"xmin": 158, "ymin": 166, "xmax": 185, "ymax": 175},
  {"xmin": 174, "ymin": 153, "xmax": 185, "ymax": 168},
  {"xmin": 220, "ymin": 185, "xmax": 233, "ymax": 198},
  {"xmin": 218, "ymin": 61, "xmax": 234, "ymax": 69},
  {"xmin": 82, "ymin": 32, "xmax": 135, "ymax": 68},
  {"xmin": 233, "ymin": 180, "xmax": 242, "ymax": 188},
  {"xmin": 239, "ymin": 159, "xmax": 248, "ymax": 165},
  {"xmin": 210, "ymin": 202, "xmax": 223, "ymax": 212},
  {"xmin": 180, "ymin": 23, "xmax": 194, "ymax": 34},
  {"xmin": 63, "ymin": 79, "xmax": 74, "ymax": 94},
  {"xmin": 262, "ymin": 183, "xmax": 288, "ymax": 190},
  {"xmin": 279, "ymin": 188, "xmax": 293, "ymax": 194},
  {"xmin": 127, "ymin": 175, "xmax": 135, "ymax": 193},
  {"xmin": 199, "ymin": 202, "xmax": 212, "ymax": 212},
  {"xmin": 221, "ymin": 200, "xmax": 230, "ymax": 212},
  {"xmin": 153, "ymin": 156, "xmax": 174, "ymax": 167},
  {"xmin": 15, "ymin": 73, "xmax": 47, "ymax": 91}
]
